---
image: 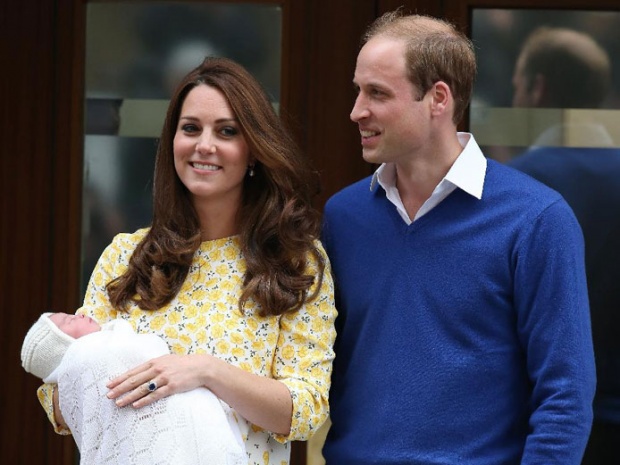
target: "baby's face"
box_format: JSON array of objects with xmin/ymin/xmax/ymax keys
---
[{"xmin": 50, "ymin": 313, "xmax": 101, "ymax": 338}]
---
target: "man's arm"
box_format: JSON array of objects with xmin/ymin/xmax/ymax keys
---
[{"xmin": 516, "ymin": 199, "xmax": 596, "ymax": 463}]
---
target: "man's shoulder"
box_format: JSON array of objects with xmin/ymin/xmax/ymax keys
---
[
  {"xmin": 486, "ymin": 158, "xmax": 563, "ymax": 200},
  {"xmin": 325, "ymin": 176, "xmax": 374, "ymax": 209}
]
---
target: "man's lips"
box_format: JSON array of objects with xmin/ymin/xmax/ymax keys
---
[
  {"xmin": 360, "ymin": 130, "xmax": 380, "ymax": 138},
  {"xmin": 360, "ymin": 129, "xmax": 380, "ymax": 146}
]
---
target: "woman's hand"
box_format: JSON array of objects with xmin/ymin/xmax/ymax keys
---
[
  {"xmin": 106, "ymin": 353, "xmax": 208, "ymax": 408},
  {"xmin": 106, "ymin": 352, "xmax": 293, "ymax": 435}
]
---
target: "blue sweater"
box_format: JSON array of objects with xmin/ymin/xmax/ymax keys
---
[
  {"xmin": 321, "ymin": 159, "xmax": 595, "ymax": 465},
  {"xmin": 510, "ymin": 147, "xmax": 620, "ymax": 422}
]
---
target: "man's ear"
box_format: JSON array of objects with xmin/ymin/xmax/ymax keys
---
[
  {"xmin": 530, "ymin": 73, "xmax": 546, "ymax": 106},
  {"xmin": 430, "ymin": 81, "xmax": 452, "ymax": 117}
]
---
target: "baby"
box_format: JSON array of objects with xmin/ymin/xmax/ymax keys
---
[{"xmin": 21, "ymin": 312, "xmax": 246, "ymax": 465}]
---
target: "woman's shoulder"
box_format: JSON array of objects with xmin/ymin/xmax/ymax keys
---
[
  {"xmin": 109, "ymin": 227, "xmax": 150, "ymax": 248},
  {"xmin": 98, "ymin": 228, "xmax": 150, "ymax": 264},
  {"xmin": 312, "ymin": 238, "xmax": 328, "ymax": 256}
]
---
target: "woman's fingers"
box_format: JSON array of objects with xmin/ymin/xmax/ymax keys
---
[
  {"xmin": 106, "ymin": 374, "xmax": 145, "ymax": 396},
  {"xmin": 106, "ymin": 375, "xmax": 164, "ymax": 407},
  {"xmin": 106, "ymin": 362, "xmax": 151, "ymax": 389},
  {"xmin": 106, "ymin": 354, "xmax": 199, "ymax": 408},
  {"xmin": 106, "ymin": 363, "xmax": 155, "ymax": 404},
  {"xmin": 128, "ymin": 379, "xmax": 167, "ymax": 408}
]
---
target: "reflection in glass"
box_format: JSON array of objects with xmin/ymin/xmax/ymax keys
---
[
  {"xmin": 472, "ymin": 10, "xmax": 620, "ymax": 465},
  {"xmin": 471, "ymin": 9, "xmax": 620, "ymax": 159},
  {"xmin": 82, "ymin": 2, "xmax": 282, "ymax": 295},
  {"xmin": 86, "ymin": 3, "xmax": 281, "ymax": 101}
]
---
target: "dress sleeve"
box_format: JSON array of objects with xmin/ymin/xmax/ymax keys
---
[
  {"xmin": 35, "ymin": 232, "xmax": 137, "ymax": 430},
  {"xmin": 272, "ymin": 242, "xmax": 338, "ymax": 443},
  {"xmin": 78, "ymin": 232, "xmax": 139, "ymax": 322},
  {"xmin": 37, "ymin": 384, "xmax": 71, "ymax": 435}
]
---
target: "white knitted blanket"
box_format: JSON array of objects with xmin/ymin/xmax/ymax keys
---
[{"xmin": 48, "ymin": 320, "xmax": 245, "ymax": 465}]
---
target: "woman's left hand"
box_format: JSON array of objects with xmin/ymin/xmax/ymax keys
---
[{"xmin": 106, "ymin": 353, "xmax": 208, "ymax": 408}]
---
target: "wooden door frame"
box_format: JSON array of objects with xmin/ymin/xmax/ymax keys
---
[{"xmin": 15, "ymin": 0, "xmax": 619, "ymax": 463}]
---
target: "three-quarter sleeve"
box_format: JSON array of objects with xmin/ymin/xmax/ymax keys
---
[{"xmin": 272, "ymin": 244, "xmax": 337, "ymax": 442}]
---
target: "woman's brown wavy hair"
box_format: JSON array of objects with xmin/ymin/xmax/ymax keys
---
[{"xmin": 107, "ymin": 57, "xmax": 325, "ymax": 316}]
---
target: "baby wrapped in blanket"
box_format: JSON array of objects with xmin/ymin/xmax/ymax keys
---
[{"xmin": 21, "ymin": 312, "xmax": 246, "ymax": 465}]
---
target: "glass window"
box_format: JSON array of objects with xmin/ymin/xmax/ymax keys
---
[
  {"xmin": 472, "ymin": 10, "xmax": 620, "ymax": 464},
  {"xmin": 82, "ymin": 2, "xmax": 282, "ymax": 294},
  {"xmin": 471, "ymin": 9, "xmax": 620, "ymax": 160}
]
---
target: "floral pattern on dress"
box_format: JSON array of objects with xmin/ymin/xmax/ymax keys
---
[{"xmin": 38, "ymin": 228, "xmax": 336, "ymax": 465}]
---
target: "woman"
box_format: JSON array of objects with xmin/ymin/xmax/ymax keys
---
[{"xmin": 37, "ymin": 57, "xmax": 337, "ymax": 464}]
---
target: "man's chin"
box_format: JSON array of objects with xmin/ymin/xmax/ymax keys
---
[{"xmin": 362, "ymin": 149, "xmax": 380, "ymax": 164}]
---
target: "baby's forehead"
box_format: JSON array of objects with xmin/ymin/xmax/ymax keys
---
[{"xmin": 49, "ymin": 312, "xmax": 69, "ymax": 325}]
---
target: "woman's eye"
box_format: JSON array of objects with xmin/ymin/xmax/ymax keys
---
[
  {"xmin": 220, "ymin": 126, "xmax": 238, "ymax": 137},
  {"xmin": 181, "ymin": 124, "xmax": 199, "ymax": 133}
]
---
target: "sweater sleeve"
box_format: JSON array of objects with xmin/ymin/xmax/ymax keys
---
[
  {"xmin": 514, "ymin": 198, "xmax": 596, "ymax": 464},
  {"xmin": 272, "ymin": 242, "xmax": 337, "ymax": 443}
]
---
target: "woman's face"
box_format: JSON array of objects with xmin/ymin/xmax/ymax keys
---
[{"xmin": 173, "ymin": 84, "xmax": 251, "ymax": 212}]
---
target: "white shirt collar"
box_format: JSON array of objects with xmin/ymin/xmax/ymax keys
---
[
  {"xmin": 370, "ymin": 132, "xmax": 487, "ymax": 222},
  {"xmin": 444, "ymin": 132, "xmax": 486, "ymax": 200}
]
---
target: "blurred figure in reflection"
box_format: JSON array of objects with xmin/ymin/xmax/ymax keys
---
[
  {"xmin": 508, "ymin": 26, "xmax": 620, "ymax": 465},
  {"xmin": 511, "ymin": 27, "xmax": 610, "ymax": 111}
]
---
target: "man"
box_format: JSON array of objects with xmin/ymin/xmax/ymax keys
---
[
  {"xmin": 508, "ymin": 27, "xmax": 620, "ymax": 465},
  {"xmin": 321, "ymin": 11, "xmax": 596, "ymax": 464}
]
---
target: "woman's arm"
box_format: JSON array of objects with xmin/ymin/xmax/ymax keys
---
[
  {"xmin": 106, "ymin": 240, "xmax": 337, "ymax": 439},
  {"xmin": 35, "ymin": 383, "xmax": 71, "ymax": 435},
  {"xmin": 106, "ymin": 353, "xmax": 293, "ymax": 435},
  {"xmin": 52, "ymin": 385, "xmax": 68, "ymax": 430}
]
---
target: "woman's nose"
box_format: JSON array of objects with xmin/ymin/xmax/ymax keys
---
[{"xmin": 196, "ymin": 135, "xmax": 216, "ymax": 154}]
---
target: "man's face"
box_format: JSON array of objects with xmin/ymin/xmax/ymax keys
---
[{"xmin": 350, "ymin": 36, "xmax": 431, "ymax": 165}]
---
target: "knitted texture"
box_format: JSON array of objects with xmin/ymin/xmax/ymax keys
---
[
  {"xmin": 36, "ymin": 232, "xmax": 336, "ymax": 465},
  {"xmin": 510, "ymin": 146, "xmax": 620, "ymax": 422},
  {"xmin": 21, "ymin": 313, "xmax": 75, "ymax": 380},
  {"xmin": 55, "ymin": 320, "xmax": 245, "ymax": 465},
  {"xmin": 322, "ymin": 159, "xmax": 595, "ymax": 464}
]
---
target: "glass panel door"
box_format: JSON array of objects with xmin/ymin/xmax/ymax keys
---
[
  {"xmin": 82, "ymin": 1, "xmax": 282, "ymax": 294},
  {"xmin": 471, "ymin": 10, "xmax": 620, "ymax": 463}
]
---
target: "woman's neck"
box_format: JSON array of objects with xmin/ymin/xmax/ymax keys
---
[{"xmin": 195, "ymin": 201, "xmax": 240, "ymax": 241}]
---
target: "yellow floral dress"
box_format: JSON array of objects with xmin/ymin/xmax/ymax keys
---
[{"xmin": 38, "ymin": 228, "xmax": 337, "ymax": 465}]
